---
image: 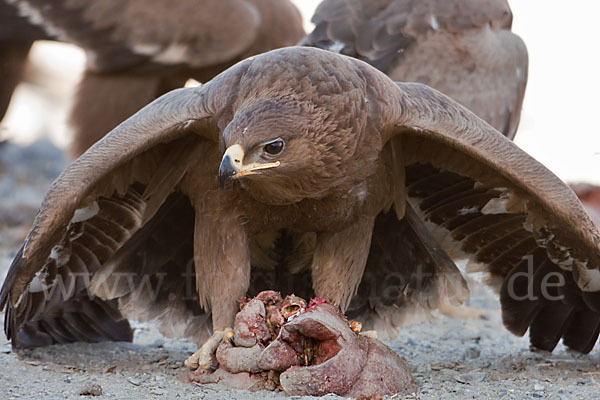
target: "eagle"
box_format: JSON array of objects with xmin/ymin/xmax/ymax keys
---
[
  {"xmin": 301, "ymin": 0, "xmax": 528, "ymax": 139},
  {"xmin": 1, "ymin": 48, "xmax": 599, "ymax": 370},
  {"xmin": 0, "ymin": 0, "xmax": 305, "ymax": 156}
]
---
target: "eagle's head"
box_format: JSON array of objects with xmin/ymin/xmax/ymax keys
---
[{"xmin": 217, "ymin": 95, "xmax": 377, "ymax": 205}]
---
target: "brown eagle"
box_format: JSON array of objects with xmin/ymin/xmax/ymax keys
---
[
  {"xmin": 1, "ymin": 0, "xmax": 304, "ymax": 156},
  {"xmin": 301, "ymin": 0, "xmax": 528, "ymax": 139},
  {"xmin": 1, "ymin": 48, "xmax": 599, "ymax": 369}
]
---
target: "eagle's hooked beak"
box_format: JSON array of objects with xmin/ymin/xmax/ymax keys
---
[{"xmin": 218, "ymin": 144, "xmax": 280, "ymax": 188}]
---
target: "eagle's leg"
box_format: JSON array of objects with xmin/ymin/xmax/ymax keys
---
[
  {"xmin": 185, "ymin": 212, "xmax": 251, "ymax": 370},
  {"xmin": 311, "ymin": 216, "xmax": 375, "ymax": 312}
]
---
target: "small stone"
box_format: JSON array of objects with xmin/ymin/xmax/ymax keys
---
[
  {"xmin": 533, "ymin": 384, "xmax": 544, "ymax": 391},
  {"xmin": 79, "ymin": 383, "xmax": 102, "ymax": 396},
  {"xmin": 127, "ymin": 377, "xmax": 142, "ymax": 386},
  {"xmin": 456, "ymin": 372, "xmax": 487, "ymax": 384},
  {"xmin": 462, "ymin": 347, "xmax": 481, "ymax": 360}
]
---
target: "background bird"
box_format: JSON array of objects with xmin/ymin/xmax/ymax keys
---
[
  {"xmin": 300, "ymin": 0, "xmax": 528, "ymax": 139},
  {"xmin": 1, "ymin": 0, "xmax": 305, "ymax": 157},
  {"xmin": 1, "ymin": 49, "xmax": 599, "ymax": 369}
]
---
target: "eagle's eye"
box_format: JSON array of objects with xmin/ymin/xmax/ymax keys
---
[{"xmin": 263, "ymin": 138, "xmax": 285, "ymax": 155}]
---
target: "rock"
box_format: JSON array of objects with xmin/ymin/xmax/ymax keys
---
[
  {"xmin": 126, "ymin": 376, "xmax": 148, "ymax": 386},
  {"xmin": 79, "ymin": 383, "xmax": 102, "ymax": 396}
]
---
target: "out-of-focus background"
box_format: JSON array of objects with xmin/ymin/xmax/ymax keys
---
[{"xmin": 0, "ymin": 0, "xmax": 598, "ymax": 184}]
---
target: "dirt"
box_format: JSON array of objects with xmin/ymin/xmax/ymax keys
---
[{"xmin": 1, "ymin": 140, "xmax": 599, "ymax": 400}]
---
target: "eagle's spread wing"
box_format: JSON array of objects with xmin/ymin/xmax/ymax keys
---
[
  {"xmin": 0, "ymin": 84, "xmax": 221, "ymax": 348},
  {"xmin": 8, "ymin": 0, "xmax": 258, "ymax": 73},
  {"xmin": 301, "ymin": 0, "xmax": 528, "ymax": 138},
  {"xmin": 8, "ymin": 0, "xmax": 304, "ymax": 73},
  {"xmin": 6, "ymin": 0, "xmax": 304, "ymax": 157},
  {"xmin": 372, "ymin": 81, "xmax": 600, "ymax": 352}
]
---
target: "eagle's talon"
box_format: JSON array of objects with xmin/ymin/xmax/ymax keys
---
[
  {"xmin": 184, "ymin": 348, "xmax": 216, "ymax": 371},
  {"xmin": 225, "ymin": 329, "xmax": 235, "ymax": 345},
  {"xmin": 185, "ymin": 328, "xmax": 234, "ymax": 370}
]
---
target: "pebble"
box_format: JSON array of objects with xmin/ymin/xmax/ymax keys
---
[
  {"xmin": 79, "ymin": 383, "xmax": 102, "ymax": 396},
  {"xmin": 456, "ymin": 372, "xmax": 487, "ymax": 384},
  {"xmin": 463, "ymin": 347, "xmax": 481, "ymax": 360},
  {"xmin": 127, "ymin": 377, "xmax": 143, "ymax": 386}
]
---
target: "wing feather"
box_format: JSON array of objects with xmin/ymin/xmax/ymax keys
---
[
  {"xmin": 380, "ymin": 81, "xmax": 600, "ymax": 352},
  {"xmin": 302, "ymin": 0, "xmax": 514, "ymax": 70},
  {"xmin": 301, "ymin": 0, "xmax": 527, "ymax": 138},
  {"xmin": 8, "ymin": 0, "xmax": 262, "ymax": 72},
  {"xmin": 347, "ymin": 204, "xmax": 468, "ymax": 337},
  {"xmin": 0, "ymin": 83, "xmax": 221, "ymax": 347}
]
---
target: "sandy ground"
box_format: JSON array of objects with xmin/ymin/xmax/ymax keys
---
[{"xmin": 1, "ymin": 141, "xmax": 599, "ymax": 400}]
